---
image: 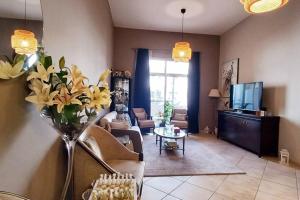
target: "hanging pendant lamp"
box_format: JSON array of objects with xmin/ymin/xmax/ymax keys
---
[
  {"xmin": 240, "ymin": 0, "xmax": 289, "ymax": 14},
  {"xmin": 172, "ymin": 8, "xmax": 192, "ymax": 62},
  {"xmin": 11, "ymin": 0, "xmax": 37, "ymax": 55}
]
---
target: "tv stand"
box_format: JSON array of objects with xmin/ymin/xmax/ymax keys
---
[{"xmin": 218, "ymin": 110, "xmax": 280, "ymax": 157}]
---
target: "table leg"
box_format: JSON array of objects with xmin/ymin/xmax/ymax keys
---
[
  {"xmin": 159, "ymin": 136, "xmax": 162, "ymax": 155},
  {"xmin": 183, "ymin": 137, "xmax": 185, "ymax": 155}
]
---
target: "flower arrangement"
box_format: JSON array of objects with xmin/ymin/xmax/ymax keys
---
[{"xmin": 25, "ymin": 54, "xmax": 111, "ymax": 138}]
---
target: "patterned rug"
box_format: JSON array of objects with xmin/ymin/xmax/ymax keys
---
[{"xmin": 143, "ymin": 133, "xmax": 245, "ymax": 176}]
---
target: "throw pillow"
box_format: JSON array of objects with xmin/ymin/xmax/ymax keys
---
[
  {"xmin": 135, "ymin": 112, "xmax": 146, "ymax": 120},
  {"xmin": 110, "ymin": 121, "xmax": 130, "ymax": 130},
  {"xmin": 174, "ymin": 113, "xmax": 186, "ymax": 121}
]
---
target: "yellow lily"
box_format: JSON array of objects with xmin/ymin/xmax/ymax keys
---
[
  {"xmin": 27, "ymin": 62, "xmax": 55, "ymax": 82},
  {"xmin": 54, "ymin": 86, "xmax": 82, "ymax": 113},
  {"xmin": 25, "ymin": 82, "xmax": 59, "ymax": 110},
  {"xmin": 0, "ymin": 60, "xmax": 24, "ymax": 79},
  {"xmin": 98, "ymin": 69, "xmax": 111, "ymax": 83},
  {"xmin": 66, "ymin": 65, "xmax": 88, "ymax": 94},
  {"xmin": 86, "ymin": 86, "xmax": 111, "ymax": 111}
]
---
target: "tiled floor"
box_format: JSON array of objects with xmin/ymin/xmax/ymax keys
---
[{"xmin": 142, "ymin": 135, "xmax": 300, "ymax": 200}]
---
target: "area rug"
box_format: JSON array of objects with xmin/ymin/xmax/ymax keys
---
[{"xmin": 143, "ymin": 133, "xmax": 245, "ymax": 176}]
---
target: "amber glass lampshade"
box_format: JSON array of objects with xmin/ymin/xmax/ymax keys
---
[
  {"xmin": 11, "ymin": 30, "xmax": 38, "ymax": 55},
  {"xmin": 241, "ymin": 0, "xmax": 288, "ymax": 13},
  {"xmin": 172, "ymin": 42, "xmax": 192, "ymax": 62}
]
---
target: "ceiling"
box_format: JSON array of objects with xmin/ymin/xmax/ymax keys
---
[
  {"xmin": 0, "ymin": 0, "xmax": 42, "ymax": 21},
  {"xmin": 108, "ymin": 0, "xmax": 249, "ymax": 35}
]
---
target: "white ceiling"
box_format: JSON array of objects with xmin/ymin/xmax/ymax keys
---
[
  {"xmin": 0, "ymin": 0, "xmax": 42, "ymax": 21},
  {"xmin": 108, "ymin": 0, "xmax": 250, "ymax": 35}
]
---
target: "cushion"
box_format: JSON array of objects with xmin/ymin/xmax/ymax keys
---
[
  {"xmin": 82, "ymin": 136, "xmax": 103, "ymax": 159},
  {"xmin": 171, "ymin": 120, "xmax": 188, "ymax": 129},
  {"xmin": 110, "ymin": 121, "xmax": 130, "ymax": 130},
  {"xmin": 138, "ymin": 120, "xmax": 155, "ymax": 128},
  {"xmin": 106, "ymin": 160, "xmax": 145, "ymax": 187},
  {"xmin": 135, "ymin": 112, "xmax": 146, "ymax": 120},
  {"xmin": 174, "ymin": 113, "xmax": 186, "ymax": 121}
]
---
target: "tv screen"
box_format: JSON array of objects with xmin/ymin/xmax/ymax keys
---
[{"xmin": 230, "ymin": 82, "xmax": 263, "ymax": 111}]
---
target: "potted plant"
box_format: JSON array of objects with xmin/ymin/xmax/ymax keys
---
[{"xmin": 160, "ymin": 101, "xmax": 173, "ymax": 127}]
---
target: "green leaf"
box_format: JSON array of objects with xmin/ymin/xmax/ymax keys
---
[
  {"xmin": 56, "ymin": 70, "xmax": 68, "ymax": 84},
  {"xmin": 63, "ymin": 104, "xmax": 81, "ymax": 123},
  {"xmin": 44, "ymin": 56, "xmax": 52, "ymax": 69},
  {"xmin": 59, "ymin": 56, "xmax": 65, "ymax": 69},
  {"xmin": 13, "ymin": 54, "xmax": 26, "ymax": 65}
]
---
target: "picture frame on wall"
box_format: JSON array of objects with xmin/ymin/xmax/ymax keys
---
[{"xmin": 221, "ymin": 58, "xmax": 239, "ymax": 98}]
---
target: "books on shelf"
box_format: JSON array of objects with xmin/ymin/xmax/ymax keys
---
[{"xmin": 164, "ymin": 139, "xmax": 178, "ymax": 149}]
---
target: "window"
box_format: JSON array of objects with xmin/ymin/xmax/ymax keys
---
[{"xmin": 149, "ymin": 59, "xmax": 189, "ymax": 117}]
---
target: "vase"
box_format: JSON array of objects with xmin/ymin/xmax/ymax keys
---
[{"xmin": 40, "ymin": 108, "xmax": 101, "ymax": 200}]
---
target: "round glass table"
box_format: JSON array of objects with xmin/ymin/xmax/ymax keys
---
[{"xmin": 154, "ymin": 127, "xmax": 186, "ymax": 155}]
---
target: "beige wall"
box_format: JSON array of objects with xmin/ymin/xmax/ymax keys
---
[
  {"xmin": 0, "ymin": 0, "xmax": 113, "ymax": 199},
  {"xmin": 0, "ymin": 18, "xmax": 43, "ymax": 57},
  {"xmin": 113, "ymin": 27, "xmax": 220, "ymax": 130},
  {"xmin": 220, "ymin": 1, "xmax": 300, "ymax": 163}
]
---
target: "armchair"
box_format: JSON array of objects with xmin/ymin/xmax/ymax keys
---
[
  {"xmin": 170, "ymin": 109, "xmax": 189, "ymax": 135},
  {"xmin": 75, "ymin": 125, "xmax": 145, "ymax": 200},
  {"xmin": 132, "ymin": 108, "xmax": 155, "ymax": 133}
]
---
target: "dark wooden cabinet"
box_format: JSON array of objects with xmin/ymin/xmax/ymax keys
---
[{"xmin": 218, "ymin": 111, "xmax": 280, "ymax": 157}]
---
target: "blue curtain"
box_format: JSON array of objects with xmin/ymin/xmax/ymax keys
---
[
  {"xmin": 132, "ymin": 48, "xmax": 151, "ymax": 116},
  {"xmin": 188, "ymin": 52, "xmax": 200, "ymax": 133}
]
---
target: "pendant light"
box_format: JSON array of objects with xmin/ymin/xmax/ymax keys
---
[
  {"xmin": 240, "ymin": 0, "xmax": 289, "ymax": 14},
  {"xmin": 172, "ymin": 8, "xmax": 192, "ymax": 63},
  {"xmin": 11, "ymin": 0, "xmax": 38, "ymax": 55}
]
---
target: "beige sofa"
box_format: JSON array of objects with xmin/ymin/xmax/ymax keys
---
[{"xmin": 75, "ymin": 125, "xmax": 145, "ymax": 200}]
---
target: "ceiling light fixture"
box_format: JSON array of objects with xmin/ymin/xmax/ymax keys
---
[
  {"xmin": 11, "ymin": 0, "xmax": 37, "ymax": 55},
  {"xmin": 240, "ymin": 0, "xmax": 289, "ymax": 14},
  {"xmin": 172, "ymin": 8, "xmax": 192, "ymax": 63}
]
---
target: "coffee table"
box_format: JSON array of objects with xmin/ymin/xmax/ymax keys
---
[{"xmin": 154, "ymin": 127, "xmax": 186, "ymax": 155}]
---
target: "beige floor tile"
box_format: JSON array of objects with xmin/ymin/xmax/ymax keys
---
[
  {"xmin": 263, "ymin": 168, "xmax": 297, "ymax": 188},
  {"xmin": 266, "ymin": 162, "xmax": 296, "ymax": 177},
  {"xmin": 296, "ymin": 170, "xmax": 300, "ymax": 178},
  {"xmin": 209, "ymin": 193, "xmax": 233, "ymax": 200},
  {"xmin": 255, "ymin": 191, "xmax": 283, "ymax": 200},
  {"xmin": 216, "ymin": 175, "xmax": 260, "ymax": 200},
  {"xmin": 145, "ymin": 177, "xmax": 182, "ymax": 193},
  {"xmin": 258, "ymin": 180, "xmax": 298, "ymax": 200},
  {"xmin": 162, "ymin": 195, "xmax": 180, "ymax": 200},
  {"xmin": 187, "ymin": 175, "xmax": 227, "ymax": 191},
  {"xmin": 142, "ymin": 185, "xmax": 167, "ymax": 200},
  {"xmin": 170, "ymin": 182, "xmax": 213, "ymax": 200},
  {"xmin": 237, "ymin": 157, "xmax": 266, "ymax": 178},
  {"xmin": 297, "ymin": 177, "xmax": 300, "ymax": 189},
  {"xmin": 172, "ymin": 176, "xmax": 191, "ymax": 182}
]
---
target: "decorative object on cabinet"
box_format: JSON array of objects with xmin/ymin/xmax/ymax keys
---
[
  {"xmin": 221, "ymin": 59, "xmax": 239, "ymax": 97},
  {"xmin": 25, "ymin": 53, "xmax": 111, "ymax": 200},
  {"xmin": 111, "ymin": 70, "xmax": 131, "ymax": 115},
  {"xmin": 218, "ymin": 110, "xmax": 280, "ymax": 157}
]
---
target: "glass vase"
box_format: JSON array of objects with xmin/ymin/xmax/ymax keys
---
[{"xmin": 40, "ymin": 108, "xmax": 101, "ymax": 200}]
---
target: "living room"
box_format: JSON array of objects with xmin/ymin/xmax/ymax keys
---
[{"xmin": 0, "ymin": 0, "xmax": 299, "ymax": 200}]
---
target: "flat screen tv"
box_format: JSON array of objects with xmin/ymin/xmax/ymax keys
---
[{"xmin": 230, "ymin": 82, "xmax": 263, "ymax": 111}]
